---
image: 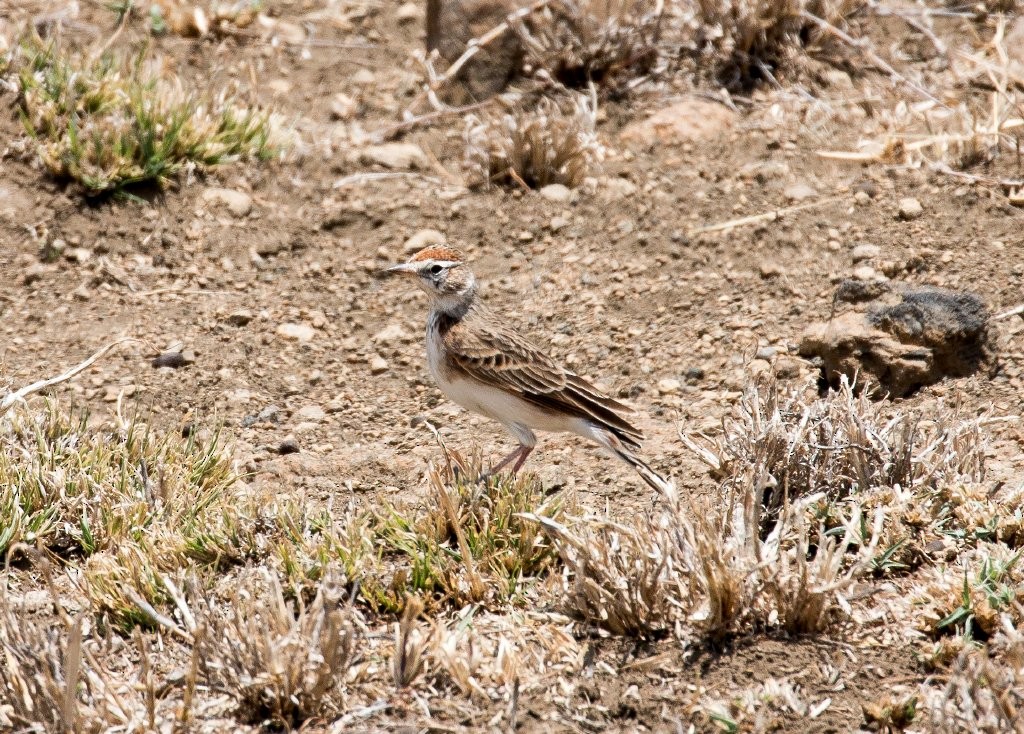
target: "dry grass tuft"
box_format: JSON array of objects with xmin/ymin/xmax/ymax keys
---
[
  {"xmin": 7, "ymin": 33, "xmax": 278, "ymax": 196},
  {"xmin": 529, "ymin": 513, "xmax": 678, "ymax": 636},
  {"xmin": 463, "ymin": 91, "xmax": 603, "ymax": 189},
  {"xmin": 375, "ymin": 447, "xmax": 566, "ymax": 610},
  {"xmin": 0, "ymin": 588, "xmax": 141, "ymax": 732},
  {"xmin": 531, "ymin": 472, "xmax": 881, "ymax": 639},
  {"xmin": 0, "ymin": 400, "xmax": 355, "ymax": 631},
  {"xmin": 514, "ymin": 0, "xmax": 666, "ymax": 93},
  {"xmin": 681, "ymin": 375, "xmax": 987, "ymax": 520},
  {"xmin": 921, "ymin": 618, "xmax": 1024, "ymax": 732},
  {"xmin": 689, "ymin": 0, "xmax": 866, "ymax": 86},
  {"xmin": 196, "ymin": 571, "xmax": 360, "ymax": 728}
]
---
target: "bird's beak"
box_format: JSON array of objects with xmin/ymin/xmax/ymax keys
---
[{"xmin": 379, "ymin": 262, "xmax": 418, "ymax": 279}]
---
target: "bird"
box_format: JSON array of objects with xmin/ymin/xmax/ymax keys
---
[{"xmin": 383, "ymin": 245, "xmax": 672, "ymax": 495}]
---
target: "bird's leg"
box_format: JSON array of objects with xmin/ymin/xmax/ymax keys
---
[
  {"xmin": 479, "ymin": 444, "xmax": 528, "ymax": 483},
  {"xmin": 510, "ymin": 444, "xmax": 534, "ymax": 474}
]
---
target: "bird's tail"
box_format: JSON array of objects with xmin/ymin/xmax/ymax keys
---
[
  {"xmin": 616, "ymin": 446, "xmax": 675, "ymax": 499},
  {"xmin": 593, "ymin": 427, "xmax": 675, "ymax": 499}
]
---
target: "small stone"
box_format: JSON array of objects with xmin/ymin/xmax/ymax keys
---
[
  {"xmin": 851, "ymin": 243, "xmax": 880, "ymax": 263},
  {"xmin": 351, "ymin": 68, "xmax": 375, "ymax": 85},
  {"xmin": 67, "ymin": 247, "xmax": 92, "ymax": 264},
  {"xmin": 776, "ymin": 356, "xmax": 803, "ymax": 378},
  {"xmin": 403, "ymin": 228, "xmax": 446, "ymax": 253},
  {"xmin": 151, "ymin": 350, "xmax": 195, "ymax": 369},
  {"xmin": 226, "ymin": 309, "xmax": 254, "ymax": 326},
  {"xmin": 657, "ymin": 378, "xmax": 681, "ymax": 395},
  {"xmin": 72, "ymin": 284, "xmax": 91, "ymax": 301},
  {"xmin": 330, "ymin": 92, "xmax": 357, "ymax": 120},
  {"xmin": 783, "ymin": 182, "xmax": 817, "ymax": 202},
  {"xmin": 373, "ymin": 323, "xmax": 409, "ymax": 344},
  {"xmin": 258, "ymin": 405, "xmax": 281, "ymax": 423},
  {"xmin": 202, "ymin": 187, "xmax": 253, "ymax": 218},
  {"xmin": 897, "ymin": 197, "xmax": 923, "ymax": 220},
  {"xmin": 854, "ymin": 179, "xmax": 878, "ymax": 198},
  {"xmin": 854, "ymin": 191, "xmax": 871, "ymax": 205},
  {"xmin": 278, "ymin": 436, "xmax": 300, "ymax": 455},
  {"xmin": 359, "ymin": 143, "xmax": 428, "ymax": 170},
  {"xmin": 539, "ymin": 183, "xmax": 572, "ymax": 203},
  {"xmin": 549, "ymin": 215, "xmax": 570, "ymax": 232},
  {"xmin": 620, "ymin": 98, "xmax": 736, "ymax": 148},
  {"xmin": 277, "ymin": 323, "xmax": 316, "ymax": 342},
  {"xmin": 22, "ymin": 264, "xmax": 49, "ymax": 285},
  {"xmin": 395, "ymin": 1, "xmax": 420, "ymax": 23},
  {"xmin": 755, "ymin": 346, "xmax": 778, "ymax": 361},
  {"xmin": 296, "ymin": 405, "xmax": 326, "ymax": 422},
  {"xmin": 603, "ymin": 178, "xmax": 637, "ymax": 201},
  {"xmin": 853, "ymin": 265, "xmax": 880, "ymax": 281},
  {"xmin": 369, "ymin": 355, "xmax": 389, "ymax": 374},
  {"xmin": 684, "ymin": 367, "xmax": 705, "ymax": 381},
  {"xmin": 759, "ymin": 262, "xmax": 784, "ymax": 278}
]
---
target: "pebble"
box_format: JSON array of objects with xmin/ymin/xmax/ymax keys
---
[
  {"xmin": 296, "ymin": 405, "xmax": 326, "ymax": 422},
  {"xmin": 854, "ymin": 191, "xmax": 871, "ymax": 205},
  {"xmin": 330, "ymin": 93, "xmax": 357, "ymax": 120},
  {"xmin": 258, "ymin": 405, "xmax": 281, "ymax": 423},
  {"xmin": 395, "ymin": 1, "xmax": 420, "ymax": 22},
  {"xmin": 359, "ymin": 143, "xmax": 428, "ymax": 170},
  {"xmin": 278, "ymin": 436, "xmax": 300, "ymax": 455},
  {"xmin": 403, "ymin": 228, "xmax": 445, "ymax": 253},
  {"xmin": 202, "ymin": 187, "xmax": 253, "ymax": 218},
  {"xmin": 783, "ymin": 183, "xmax": 817, "ymax": 202},
  {"xmin": 657, "ymin": 378, "xmax": 681, "ymax": 395},
  {"xmin": 549, "ymin": 215, "xmax": 570, "ymax": 232},
  {"xmin": 539, "ymin": 183, "xmax": 572, "ymax": 203},
  {"xmin": 897, "ymin": 197, "xmax": 923, "ymax": 220},
  {"xmin": 853, "ymin": 265, "xmax": 880, "ymax": 281},
  {"xmin": 755, "ymin": 346, "xmax": 777, "ymax": 361},
  {"xmin": 619, "ymin": 98, "xmax": 736, "ymax": 148},
  {"xmin": 369, "ymin": 355, "xmax": 389, "ymax": 374},
  {"xmin": 685, "ymin": 367, "xmax": 705, "ymax": 381},
  {"xmin": 277, "ymin": 323, "xmax": 316, "ymax": 342},
  {"xmin": 759, "ymin": 262, "xmax": 784, "ymax": 278},
  {"xmin": 151, "ymin": 350, "xmax": 196, "ymax": 369},
  {"xmin": 373, "ymin": 323, "xmax": 410, "ymax": 344},
  {"xmin": 226, "ymin": 309, "xmax": 254, "ymax": 326},
  {"xmin": 851, "ymin": 243, "xmax": 880, "ymax": 263},
  {"xmin": 22, "ymin": 264, "xmax": 49, "ymax": 285}
]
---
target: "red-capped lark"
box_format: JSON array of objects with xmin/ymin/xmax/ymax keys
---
[{"xmin": 385, "ymin": 245, "xmax": 672, "ymax": 495}]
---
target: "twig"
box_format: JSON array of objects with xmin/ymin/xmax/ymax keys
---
[
  {"xmin": 690, "ymin": 196, "xmax": 844, "ymax": 235},
  {"xmin": 371, "ymin": 99, "xmax": 495, "ymax": 143},
  {"xmin": 435, "ymin": 0, "xmax": 555, "ymax": 87},
  {"xmin": 802, "ymin": 11, "xmax": 947, "ymax": 108},
  {"xmin": 332, "ymin": 172, "xmax": 443, "ymax": 189},
  {"xmin": 995, "ymin": 304, "xmax": 1024, "ymax": 321},
  {"xmin": 0, "ymin": 337, "xmax": 138, "ymax": 416},
  {"xmin": 123, "ymin": 587, "xmax": 192, "ymax": 642}
]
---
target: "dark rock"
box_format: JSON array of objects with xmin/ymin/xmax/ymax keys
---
[
  {"xmin": 799, "ymin": 285, "xmax": 996, "ymax": 397},
  {"xmin": 278, "ymin": 436, "xmax": 300, "ymax": 455},
  {"xmin": 152, "ymin": 350, "xmax": 195, "ymax": 369}
]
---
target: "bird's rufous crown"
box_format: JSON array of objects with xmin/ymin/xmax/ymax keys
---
[{"xmin": 408, "ymin": 245, "xmax": 465, "ymax": 264}]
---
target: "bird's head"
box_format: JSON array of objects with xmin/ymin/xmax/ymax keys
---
[{"xmin": 384, "ymin": 245, "xmax": 477, "ymax": 312}]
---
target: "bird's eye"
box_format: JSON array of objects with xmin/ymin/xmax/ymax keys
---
[{"xmin": 429, "ymin": 264, "xmax": 443, "ymax": 275}]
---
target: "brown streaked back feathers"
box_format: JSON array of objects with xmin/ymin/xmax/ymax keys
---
[{"xmin": 438, "ymin": 304, "xmax": 644, "ymax": 449}]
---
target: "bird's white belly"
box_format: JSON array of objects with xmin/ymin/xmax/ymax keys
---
[{"xmin": 426, "ymin": 339, "xmax": 578, "ymax": 435}]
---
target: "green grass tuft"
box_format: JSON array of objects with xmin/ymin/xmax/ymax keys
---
[{"xmin": 9, "ymin": 34, "xmax": 278, "ymax": 196}]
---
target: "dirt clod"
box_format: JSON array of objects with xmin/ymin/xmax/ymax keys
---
[{"xmin": 800, "ymin": 285, "xmax": 996, "ymax": 397}]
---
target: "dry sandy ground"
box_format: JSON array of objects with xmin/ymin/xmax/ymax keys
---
[{"xmin": 2, "ymin": 1, "xmax": 1024, "ymax": 731}]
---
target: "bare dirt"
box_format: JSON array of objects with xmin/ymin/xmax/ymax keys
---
[{"xmin": 2, "ymin": 1, "xmax": 1024, "ymax": 732}]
